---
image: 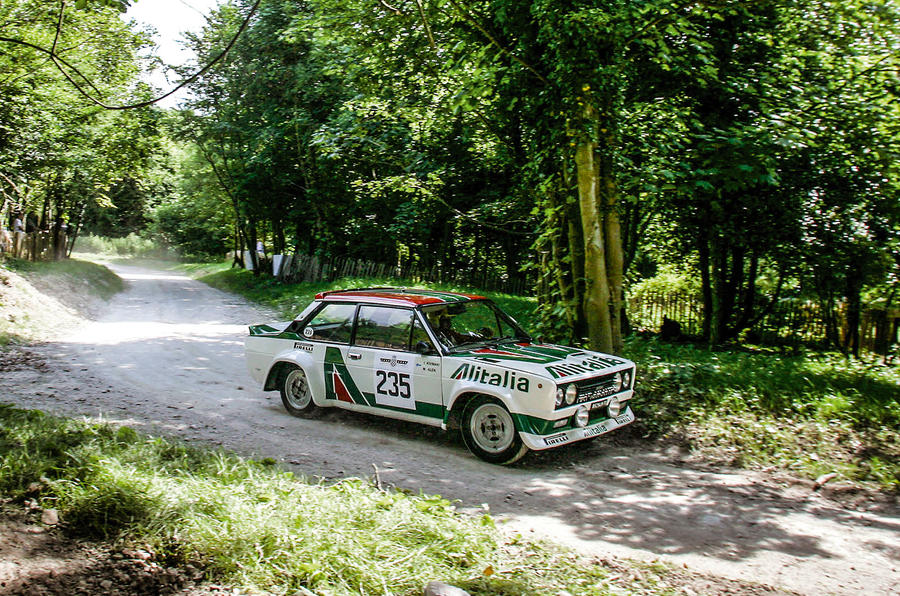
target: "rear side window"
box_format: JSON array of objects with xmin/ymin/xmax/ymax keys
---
[
  {"xmin": 354, "ymin": 306, "xmax": 414, "ymax": 351},
  {"xmin": 303, "ymin": 303, "xmax": 356, "ymax": 343}
]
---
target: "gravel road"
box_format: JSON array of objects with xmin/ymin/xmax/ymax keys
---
[{"xmin": 2, "ymin": 261, "xmax": 898, "ymax": 595}]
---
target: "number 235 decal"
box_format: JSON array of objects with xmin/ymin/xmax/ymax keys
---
[{"xmin": 373, "ymin": 369, "xmax": 415, "ymax": 409}]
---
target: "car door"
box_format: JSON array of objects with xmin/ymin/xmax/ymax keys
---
[
  {"xmin": 300, "ymin": 302, "xmax": 358, "ymax": 405},
  {"xmin": 346, "ymin": 305, "xmax": 443, "ymax": 423}
]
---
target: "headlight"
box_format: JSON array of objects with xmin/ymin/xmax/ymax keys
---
[
  {"xmin": 607, "ymin": 396, "xmax": 621, "ymax": 418},
  {"xmin": 555, "ymin": 387, "xmax": 565, "ymax": 407},
  {"xmin": 622, "ymin": 370, "xmax": 631, "ymax": 389},
  {"xmin": 574, "ymin": 406, "xmax": 589, "ymax": 427},
  {"xmin": 612, "ymin": 372, "xmax": 622, "ymax": 390},
  {"xmin": 565, "ymin": 384, "xmax": 577, "ymax": 405}
]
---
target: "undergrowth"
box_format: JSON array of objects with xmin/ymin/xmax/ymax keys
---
[
  {"xmin": 72, "ymin": 234, "xmax": 177, "ymax": 259},
  {"xmin": 0, "ymin": 406, "xmax": 665, "ymax": 595},
  {"xmin": 628, "ymin": 338, "xmax": 900, "ymax": 490}
]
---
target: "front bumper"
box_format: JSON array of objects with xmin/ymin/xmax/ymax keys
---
[{"xmin": 519, "ymin": 406, "xmax": 635, "ymax": 450}]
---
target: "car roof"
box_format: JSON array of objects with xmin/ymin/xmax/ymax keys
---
[{"xmin": 314, "ymin": 287, "xmax": 486, "ymax": 307}]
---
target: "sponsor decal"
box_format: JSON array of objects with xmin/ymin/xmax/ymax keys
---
[
  {"xmin": 450, "ymin": 363, "xmax": 530, "ymax": 393},
  {"xmin": 546, "ymin": 354, "xmax": 627, "ymax": 379},
  {"xmin": 379, "ymin": 355, "xmax": 410, "ymax": 368},
  {"xmin": 615, "ymin": 412, "xmax": 633, "ymax": 425},
  {"xmin": 583, "ymin": 422, "xmax": 610, "ymax": 438},
  {"xmin": 293, "ymin": 342, "xmax": 314, "ymax": 352},
  {"xmin": 543, "ymin": 433, "xmax": 569, "ymax": 446}
]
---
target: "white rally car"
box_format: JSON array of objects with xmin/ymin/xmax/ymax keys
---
[{"xmin": 245, "ymin": 288, "xmax": 635, "ymax": 464}]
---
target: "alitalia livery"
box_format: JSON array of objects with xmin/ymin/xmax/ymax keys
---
[{"xmin": 245, "ymin": 287, "xmax": 636, "ymax": 464}]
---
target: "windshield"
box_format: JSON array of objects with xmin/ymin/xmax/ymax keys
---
[{"xmin": 421, "ymin": 300, "xmax": 529, "ymax": 351}]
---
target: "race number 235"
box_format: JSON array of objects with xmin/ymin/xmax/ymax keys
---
[{"xmin": 375, "ymin": 370, "xmax": 411, "ymax": 399}]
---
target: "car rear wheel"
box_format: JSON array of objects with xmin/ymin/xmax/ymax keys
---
[
  {"xmin": 461, "ymin": 396, "xmax": 528, "ymax": 465},
  {"xmin": 279, "ymin": 364, "xmax": 321, "ymax": 418}
]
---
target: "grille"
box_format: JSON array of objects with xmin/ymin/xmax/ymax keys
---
[
  {"xmin": 554, "ymin": 368, "xmax": 633, "ymax": 410},
  {"xmin": 574, "ymin": 378, "xmax": 619, "ymax": 404}
]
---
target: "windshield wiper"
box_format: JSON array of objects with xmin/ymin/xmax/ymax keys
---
[{"xmin": 448, "ymin": 340, "xmax": 491, "ymax": 353}]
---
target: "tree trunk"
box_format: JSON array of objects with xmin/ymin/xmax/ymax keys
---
[
  {"xmin": 575, "ymin": 105, "xmax": 613, "ymax": 353},
  {"xmin": 247, "ymin": 221, "xmax": 260, "ymax": 275},
  {"xmin": 600, "ymin": 132, "xmax": 624, "ymax": 354},
  {"xmin": 547, "ymin": 188, "xmax": 575, "ymax": 336},
  {"xmin": 843, "ymin": 270, "xmax": 863, "ymax": 358},
  {"xmin": 563, "ymin": 165, "xmax": 587, "ymax": 340},
  {"xmin": 698, "ymin": 227, "xmax": 713, "ymax": 342},
  {"xmin": 709, "ymin": 236, "xmax": 729, "ymax": 346}
]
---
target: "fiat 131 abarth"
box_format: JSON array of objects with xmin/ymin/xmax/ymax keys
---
[{"xmin": 245, "ymin": 287, "xmax": 636, "ymax": 464}]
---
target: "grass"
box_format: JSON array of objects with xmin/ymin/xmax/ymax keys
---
[
  {"xmin": 182, "ymin": 267, "xmax": 900, "ymax": 492},
  {"xmin": 627, "ymin": 338, "xmax": 900, "ymax": 490},
  {"xmin": 0, "ymin": 257, "xmax": 124, "ymax": 346},
  {"xmin": 0, "ymin": 405, "xmax": 671, "ymax": 596},
  {"xmin": 3, "ymin": 257, "xmax": 123, "ymax": 301}
]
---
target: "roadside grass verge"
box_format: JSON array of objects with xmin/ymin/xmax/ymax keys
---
[
  {"xmin": 0, "ymin": 405, "xmax": 667, "ymax": 596},
  {"xmin": 0, "ymin": 258, "xmax": 123, "ymax": 346},
  {"xmin": 3, "ymin": 257, "xmax": 123, "ymax": 301},
  {"xmin": 188, "ymin": 265, "xmax": 538, "ymax": 329},
  {"xmin": 629, "ymin": 338, "xmax": 900, "ymax": 491},
  {"xmin": 185, "ymin": 267, "xmax": 899, "ymax": 493}
]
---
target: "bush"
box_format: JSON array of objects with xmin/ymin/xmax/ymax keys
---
[{"xmin": 73, "ymin": 233, "xmax": 175, "ymax": 258}]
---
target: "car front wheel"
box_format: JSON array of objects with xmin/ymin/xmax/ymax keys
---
[
  {"xmin": 461, "ymin": 396, "xmax": 528, "ymax": 465},
  {"xmin": 279, "ymin": 364, "xmax": 321, "ymax": 418}
]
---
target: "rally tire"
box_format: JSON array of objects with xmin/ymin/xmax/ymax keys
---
[
  {"xmin": 461, "ymin": 396, "xmax": 529, "ymax": 465},
  {"xmin": 279, "ymin": 364, "xmax": 321, "ymax": 418}
]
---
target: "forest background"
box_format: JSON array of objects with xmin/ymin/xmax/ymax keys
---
[{"xmin": 1, "ymin": 0, "xmax": 899, "ymax": 358}]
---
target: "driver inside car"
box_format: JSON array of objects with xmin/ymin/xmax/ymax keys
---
[{"xmin": 436, "ymin": 315, "xmax": 469, "ymax": 346}]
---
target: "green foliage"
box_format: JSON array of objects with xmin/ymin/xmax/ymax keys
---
[
  {"xmin": 626, "ymin": 338, "xmax": 900, "ymax": 489},
  {"xmin": 0, "ymin": 0, "xmax": 163, "ymax": 241},
  {"xmin": 148, "ymin": 201, "xmax": 231, "ymax": 258},
  {"xmin": 629, "ymin": 267, "xmax": 701, "ymax": 300},
  {"xmin": 72, "ymin": 233, "xmax": 173, "ymax": 259},
  {"xmin": 0, "ymin": 405, "xmax": 673, "ymax": 594}
]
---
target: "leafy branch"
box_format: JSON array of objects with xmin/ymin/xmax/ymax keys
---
[{"xmin": 0, "ymin": 0, "xmax": 263, "ymax": 110}]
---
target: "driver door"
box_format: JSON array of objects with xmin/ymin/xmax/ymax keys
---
[{"xmin": 345, "ymin": 305, "xmax": 443, "ymax": 421}]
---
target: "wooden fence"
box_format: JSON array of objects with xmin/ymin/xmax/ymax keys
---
[
  {"xmin": 247, "ymin": 251, "xmax": 897, "ymax": 354},
  {"xmin": 268, "ymin": 251, "xmax": 532, "ymax": 296},
  {"xmin": 0, "ymin": 230, "xmax": 67, "ymax": 261},
  {"xmin": 629, "ymin": 289, "xmax": 899, "ymax": 354}
]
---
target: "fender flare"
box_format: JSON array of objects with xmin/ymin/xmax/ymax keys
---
[
  {"xmin": 445, "ymin": 383, "xmax": 519, "ymax": 430},
  {"xmin": 263, "ymin": 350, "xmax": 325, "ymax": 407}
]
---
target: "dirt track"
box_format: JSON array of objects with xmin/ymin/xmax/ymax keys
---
[{"xmin": 1, "ymin": 262, "xmax": 898, "ymax": 595}]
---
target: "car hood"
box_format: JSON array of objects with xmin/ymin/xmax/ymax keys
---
[{"xmin": 449, "ymin": 342, "xmax": 632, "ymax": 381}]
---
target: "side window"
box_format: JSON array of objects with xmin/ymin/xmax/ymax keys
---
[
  {"xmin": 354, "ymin": 306, "xmax": 414, "ymax": 351},
  {"xmin": 302, "ymin": 303, "xmax": 356, "ymax": 343}
]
